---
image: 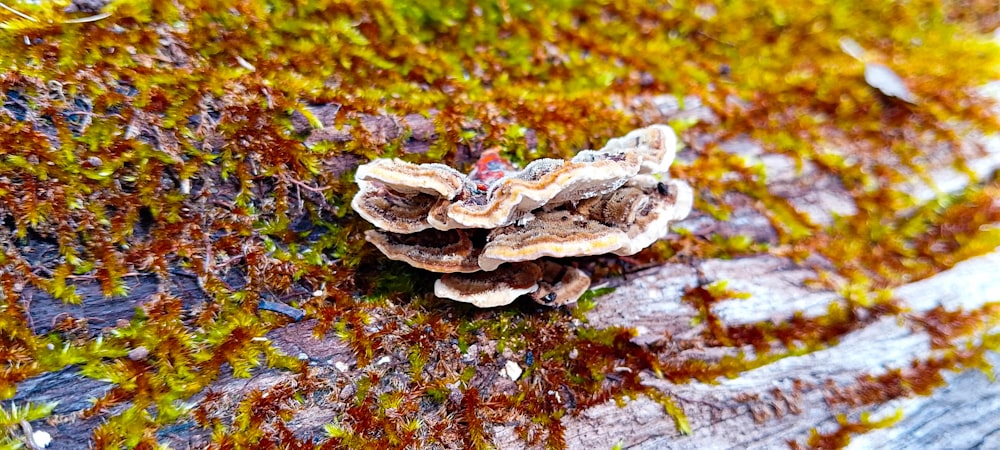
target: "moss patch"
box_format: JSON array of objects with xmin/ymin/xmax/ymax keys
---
[{"xmin": 2, "ymin": 0, "xmax": 999, "ymax": 447}]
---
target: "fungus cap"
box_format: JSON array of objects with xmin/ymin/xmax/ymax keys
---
[
  {"xmin": 364, "ymin": 229, "xmax": 482, "ymax": 273},
  {"xmin": 350, "ymin": 184, "xmax": 438, "ymax": 234},
  {"xmin": 530, "ymin": 261, "xmax": 592, "ymax": 306},
  {"xmin": 443, "ymin": 152, "xmax": 640, "ymax": 229},
  {"xmin": 354, "ymin": 158, "xmax": 465, "ymax": 198},
  {"xmin": 434, "ymin": 262, "xmax": 543, "ymax": 307},
  {"xmin": 613, "ymin": 179, "xmax": 694, "ymax": 255},
  {"xmin": 598, "ymin": 124, "xmax": 678, "ymax": 174},
  {"xmin": 478, "ymin": 210, "xmax": 629, "ymax": 271}
]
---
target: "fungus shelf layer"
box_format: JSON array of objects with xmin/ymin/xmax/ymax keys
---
[{"xmin": 352, "ymin": 125, "xmax": 693, "ymax": 307}]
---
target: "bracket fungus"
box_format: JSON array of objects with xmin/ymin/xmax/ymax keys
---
[{"xmin": 352, "ymin": 124, "xmax": 693, "ymax": 307}]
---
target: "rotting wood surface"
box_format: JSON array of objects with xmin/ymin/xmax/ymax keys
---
[
  {"xmin": 20, "ymin": 253, "xmax": 997, "ymax": 449},
  {"xmin": 9, "ymin": 96, "xmax": 1000, "ymax": 448}
]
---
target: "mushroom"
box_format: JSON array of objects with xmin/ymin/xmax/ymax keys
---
[
  {"xmin": 598, "ymin": 124, "xmax": 678, "ymax": 174},
  {"xmin": 478, "ymin": 210, "xmax": 629, "ymax": 271},
  {"xmin": 443, "ymin": 151, "xmax": 641, "ymax": 229},
  {"xmin": 354, "ymin": 158, "xmax": 466, "ymax": 198},
  {"xmin": 364, "ymin": 229, "xmax": 482, "ymax": 273},
  {"xmin": 613, "ymin": 179, "xmax": 694, "ymax": 256},
  {"xmin": 351, "ymin": 159, "xmax": 469, "ymax": 234},
  {"xmin": 575, "ymin": 186, "xmax": 650, "ymax": 226},
  {"xmin": 350, "ymin": 124, "xmax": 694, "ymax": 308},
  {"xmin": 434, "ymin": 262, "xmax": 543, "ymax": 308},
  {"xmin": 530, "ymin": 261, "xmax": 592, "ymax": 306},
  {"xmin": 351, "ymin": 184, "xmax": 439, "ymax": 234}
]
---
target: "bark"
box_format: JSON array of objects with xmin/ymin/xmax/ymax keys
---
[
  {"xmin": 11, "ymin": 100, "xmax": 1000, "ymax": 449},
  {"xmin": 535, "ymin": 250, "xmax": 1000, "ymax": 449},
  {"xmin": 516, "ymin": 117, "xmax": 1000, "ymax": 449},
  {"xmin": 19, "ymin": 252, "xmax": 999, "ymax": 449}
]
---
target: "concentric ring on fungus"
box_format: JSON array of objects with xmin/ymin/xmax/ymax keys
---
[
  {"xmin": 354, "ymin": 158, "xmax": 466, "ymax": 198},
  {"xmin": 364, "ymin": 229, "xmax": 482, "ymax": 273},
  {"xmin": 445, "ymin": 149, "xmax": 642, "ymax": 229},
  {"xmin": 351, "ymin": 184, "xmax": 439, "ymax": 234},
  {"xmin": 434, "ymin": 262, "xmax": 543, "ymax": 308},
  {"xmin": 478, "ymin": 210, "xmax": 629, "ymax": 271}
]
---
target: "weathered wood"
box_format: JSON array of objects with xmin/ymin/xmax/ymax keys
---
[
  {"xmin": 493, "ymin": 89, "xmax": 1000, "ymax": 447},
  {"xmin": 532, "ymin": 249, "xmax": 1000, "ymax": 449},
  {"xmin": 10, "ymin": 97, "xmax": 1000, "ymax": 448}
]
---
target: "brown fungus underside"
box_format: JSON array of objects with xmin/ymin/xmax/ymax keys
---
[{"xmin": 352, "ymin": 124, "xmax": 693, "ymax": 307}]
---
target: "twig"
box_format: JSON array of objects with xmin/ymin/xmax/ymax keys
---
[
  {"xmin": 0, "ymin": 2, "xmax": 111, "ymax": 24},
  {"xmin": 277, "ymin": 172, "xmax": 332, "ymax": 194},
  {"xmin": 201, "ymin": 216, "xmax": 212, "ymax": 292},
  {"xmin": 169, "ymin": 269, "xmax": 198, "ymax": 278},
  {"xmin": 0, "ymin": 2, "xmax": 39, "ymax": 22},
  {"xmin": 62, "ymin": 12, "xmax": 111, "ymax": 23},
  {"xmin": 258, "ymin": 300, "xmax": 305, "ymax": 321},
  {"xmin": 21, "ymin": 290, "xmax": 35, "ymax": 332},
  {"xmin": 65, "ymin": 271, "xmax": 144, "ymax": 280}
]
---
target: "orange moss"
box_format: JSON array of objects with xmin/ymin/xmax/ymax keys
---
[{"xmin": 1, "ymin": 0, "xmax": 999, "ymax": 447}]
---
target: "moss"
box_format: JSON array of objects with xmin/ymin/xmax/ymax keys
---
[
  {"xmin": 0, "ymin": 401, "xmax": 57, "ymax": 448},
  {"xmin": 1, "ymin": 0, "xmax": 999, "ymax": 447},
  {"xmin": 793, "ymin": 410, "xmax": 903, "ymax": 450}
]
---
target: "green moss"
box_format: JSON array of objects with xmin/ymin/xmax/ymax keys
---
[
  {"xmin": 0, "ymin": 401, "xmax": 57, "ymax": 448},
  {"xmin": 801, "ymin": 410, "xmax": 903, "ymax": 449}
]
